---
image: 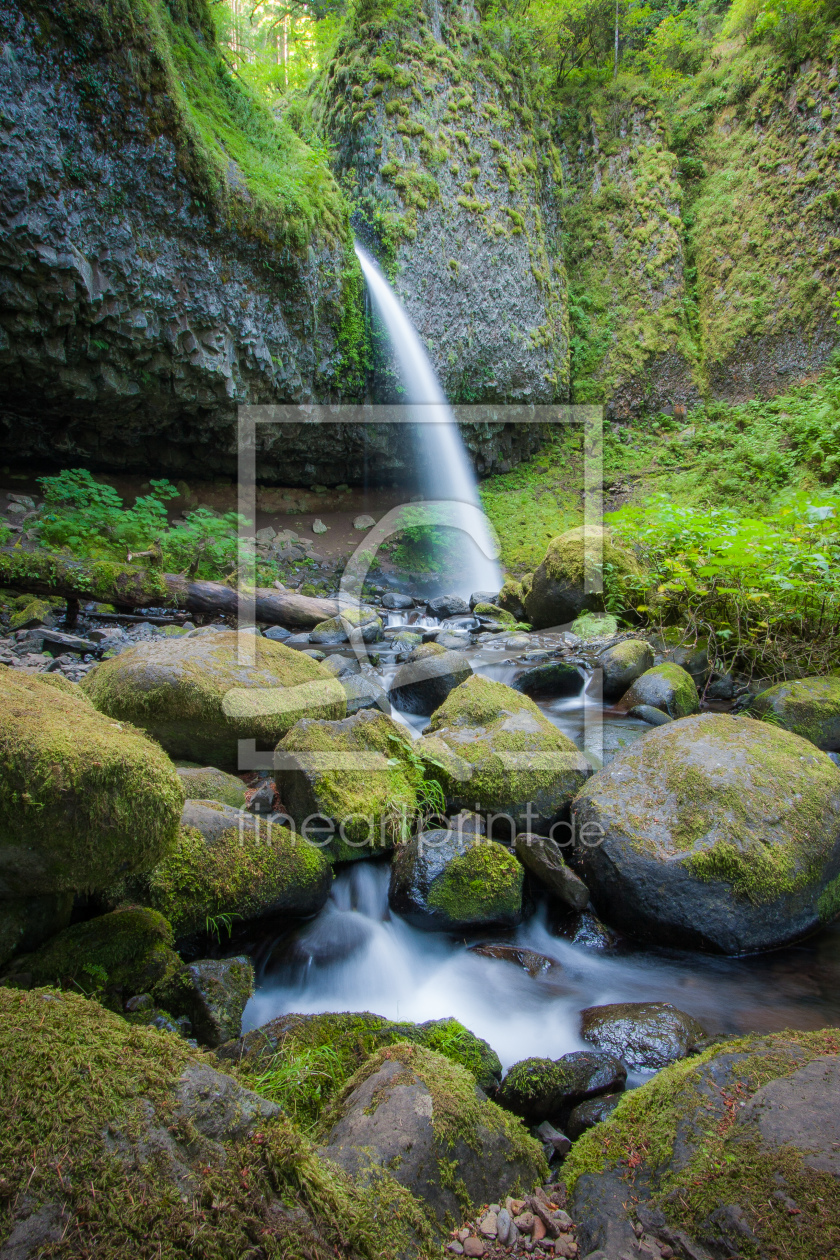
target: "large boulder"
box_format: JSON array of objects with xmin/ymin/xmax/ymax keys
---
[
  {"xmin": 580, "ymin": 1002, "xmax": 706, "ymax": 1070},
  {"xmin": 418, "ymin": 675, "xmax": 591, "ymax": 835},
  {"xmin": 514, "ymin": 661, "xmax": 583, "ymax": 698},
  {"xmin": 134, "ymin": 801, "xmax": 333, "ymax": 938},
  {"xmin": 81, "ymin": 631, "xmax": 346, "ymax": 769},
  {"xmin": 524, "ymin": 527, "xmax": 639, "ymax": 630},
  {"xmin": 599, "ymin": 640, "xmax": 654, "ymax": 701},
  {"xmin": 564, "ymin": 1029, "xmax": 840, "ymax": 1260},
  {"xmin": 497, "ymin": 1051, "xmax": 626, "ymax": 1125},
  {"xmin": 0, "ymin": 988, "xmax": 435, "ymax": 1258},
  {"xmin": 572, "ymin": 713, "xmax": 840, "ymax": 953},
  {"xmin": 616, "ymin": 663, "xmax": 699, "ymax": 718},
  {"xmin": 388, "ymin": 642, "xmax": 472, "ymax": 716},
  {"xmin": 275, "ymin": 709, "xmax": 421, "ymax": 862},
  {"xmin": 389, "ymin": 829, "xmax": 524, "ymax": 931},
  {"xmin": 0, "ymin": 672, "xmax": 183, "ymax": 900},
  {"xmin": 750, "ymin": 676, "xmax": 840, "ymax": 750},
  {"xmin": 219, "ymin": 1010, "xmax": 503, "ymax": 1125},
  {"xmin": 318, "ymin": 1043, "xmax": 546, "ymax": 1233}
]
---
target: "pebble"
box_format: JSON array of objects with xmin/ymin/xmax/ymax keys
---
[
  {"xmin": 479, "ymin": 1212, "xmax": 498, "ymax": 1238},
  {"xmin": 463, "ymin": 1238, "xmax": 485, "ymax": 1257},
  {"xmin": 496, "ymin": 1208, "xmax": 512, "ymax": 1245}
]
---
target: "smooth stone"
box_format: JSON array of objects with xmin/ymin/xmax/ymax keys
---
[
  {"xmin": 388, "ymin": 644, "xmax": 472, "ymax": 716},
  {"xmin": 534, "ymin": 1119, "xmax": 571, "ymax": 1158},
  {"xmin": 628, "ymin": 703, "xmax": 673, "ymax": 725},
  {"xmin": 353, "ymin": 514, "xmax": 376, "ymax": 530},
  {"xmin": 382, "ymin": 592, "xmax": 415, "ymax": 610},
  {"xmin": 468, "ymin": 943, "xmax": 562, "ymax": 977},
  {"xmin": 514, "ymin": 661, "xmax": 583, "ymax": 698},
  {"xmin": 341, "ymin": 673, "xmax": 390, "ymax": 715},
  {"xmin": 263, "ymin": 625, "xmax": 291, "ymax": 641},
  {"xmin": 566, "ymin": 1093, "xmax": 622, "ymax": 1140},
  {"xmin": 427, "ymin": 594, "xmax": 470, "ymax": 618},
  {"xmin": 599, "ymin": 639, "xmax": 654, "ymax": 701},
  {"xmin": 497, "ymin": 1050, "xmax": 627, "ymax": 1123},
  {"xmin": 312, "ymin": 519, "xmax": 328, "ymax": 534},
  {"xmin": 580, "ymin": 1001, "xmax": 706, "ymax": 1070},
  {"xmin": 618, "ymin": 664, "xmax": 699, "ymax": 718}
]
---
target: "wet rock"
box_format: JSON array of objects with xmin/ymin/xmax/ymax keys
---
[
  {"xmin": 436, "ymin": 630, "xmax": 474, "ymax": 651},
  {"xmin": 469, "ymin": 943, "xmax": 562, "ymax": 977},
  {"xmin": 470, "ymin": 591, "xmax": 501, "ymax": 610},
  {"xmin": 534, "ymin": 1120, "xmax": 572, "ymax": 1160},
  {"xmin": 555, "ymin": 908, "xmax": 623, "ymax": 951},
  {"xmin": 389, "ymin": 642, "xmax": 473, "ymax": 715},
  {"xmin": 382, "ymin": 592, "xmax": 415, "ymax": 610},
  {"xmin": 177, "ymin": 766, "xmax": 247, "ymax": 809},
  {"xmin": 749, "ymin": 675, "xmax": 840, "ymax": 750},
  {"xmin": 580, "ymin": 1002, "xmax": 705, "ymax": 1070},
  {"xmin": 497, "ymin": 1051, "xmax": 626, "ymax": 1124},
  {"xmin": 572, "ymin": 712, "xmax": 840, "ymax": 953},
  {"xmin": 566, "ymin": 1093, "xmax": 622, "ymax": 1140},
  {"xmin": 427, "ymin": 594, "xmax": 471, "ymax": 619},
  {"xmin": 81, "ymin": 630, "xmax": 345, "ymax": 770},
  {"xmin": 524, "ymin": 528, "xmax": 639, "ymax": 630},
  {"xmin": 628, "ymin": 703, "xmax": 673, "ymax": 726},
  {"xmin": 163, "ymin": 956, "xmax": 254, "ymax": 1049},
  {"xmin": 514, "ymin": 833, "xmax": 590, "ymax": 910},
  {"xmin": 317, "ymin": 1043, "xmax": 546, "ymax": 1235},
  {"xmin": 514, "ymin": 661, "xmax": 583, "ymax": 698},
  {"xmin": 599, "ymin": 640, "xmax": 654, "ymax": 701},
  {"xmin": 246, "ymin": 778, "xmax": 277, "ymax": 814},
  {"xmin": 617, "ymin": 664, "xmax": 699, "ymax": 718},
  {"xmin": 310, "ymin": 610, "xmax": 382, "ymax": 645},
  {"xmin": 705, "ymin": 673, "xmax": 735, "ymax": 700},
  {"xmin": 321, "ymin": 653, "xmax": 361, "ymax": 678},
  {"xmin": 341, "ymin": 673, "xmax": 390, "ymax": 715},
  {"xmin": 417, "ymin": 675, "xmax": 590, "ymax": 835},
  {"xmin": 389, "ymin": 830, "xmax": 524, "ymax": 932},
  {"xmin": 276, "ymin": 709, "xmax": 419, "ymax": 862}
]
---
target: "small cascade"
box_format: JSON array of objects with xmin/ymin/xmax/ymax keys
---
[{"xmin": 354, "ymin": 243, "xmax": 502, "ymax": 596}]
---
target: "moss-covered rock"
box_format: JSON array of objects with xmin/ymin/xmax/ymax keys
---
[
  {"xmin": 158, "ymin": 955, "xmax": 255, "ymax": 1049},
  {"xmin": 276, "ymin": 709, "xmax": 421, "ymax": 862},
  {"xmin": 389, "ymin": 828, "xmax": 524, "ymax": 931},
  {"xmin": 388, "ymin": 641, "xmax": 473, "ymax": 716},
  {"xmin": 498, "ymin": 579, "xmax": 526, "ymax": 621},
  {"xmin": 751, "ymin": 676, "xmax": 840, "ymax": 751},
  {"xmin": 497, "ymin": 1050, "xmax": 626, "ymax": 1125},
  {"xmin": 319, "ymin": 1042, "xmax": 547, "ymax": 1233},
  {"xmin": 617, "ymin": 663, "xmax": 699, "ymax": 718},
  {"xmin": 30, "ymin": 671, "xmax": 95, "ymax": 703},
  {"xmin": 81, "ymin": 630, "xmax": 346, "ymax": 770},
  {"xmin": 0, "ymin": 987, "xmax": 437, "ymax": 1259},
  {"xmin": 599, "ymin": 639, "xmax": 654, "ymax": 701},
  {"xmin": 0, "ymin": 671, "xmax": 183, "ymax": 897},
  {"xmin": 219, "ymin": 1010, "xmax": 503, "ymax": 1125},
  {"xmin": 473, "ymin": 602, "xmax": 516, "ymax": 626},
  {"xmin": 564, "ymin": 1029, "xmax": 840, "ymax": 1260},
  {"xmin": 136, "ymin": 802, "xmax": 333, "ymax": 938},
  {"xmin": 572, "ymin": 713, "xmax": 840, "ymax": 953},
  {"xmin": 9, "ymin": 597, "xmax": 56, "ymax": 631},
  {"xmin": 524, "ymin": 527, "xmax": 639, "ymax": 630},
  {"xmin": 310, "ymin": 609, "xmax": 383, "ymax": 645},
  {"xmin": 176, "ymin": 765, "xmax": 247, "ymax": 808},
  {"xmin": 0, "ymin": 907, "xmax": 182, "ymax": 1011},
  {"xmin": 420, "ymin": 674, "xmax": 590, "ymax": 833}
]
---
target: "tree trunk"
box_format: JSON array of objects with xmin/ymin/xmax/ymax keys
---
[{"xmin": 0, "ymin": 550, "xmax": 339, "ymax": 630}]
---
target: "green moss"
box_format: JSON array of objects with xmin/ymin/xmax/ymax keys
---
[
  {"xmin": 31, "ymin": 671, "xmax": 95, "ymax": 703},
  {"xmin": 138, "ymin": 820, "xmax": 332, "ymax": 937},
  {"xmin": 622, "ymin": 662, "xmax": 699, "ymax": 717},
  {"xmin": 0, "ymin": 671, "xmax": 184, "ymax": 895},
  {"xmin": 8, "ymin": 598, "xmax": 54, "ymax": 630},
  {"xmin": 427, "ymin": 839, "xmax": 524, "ymax": 924},
  {"xmin": 473, "ymin": 601, "xmax": 516, "ymax": 625},
  {"xmin": 176, "ymin": 765, "xmax": 247, "ymax": 807}
]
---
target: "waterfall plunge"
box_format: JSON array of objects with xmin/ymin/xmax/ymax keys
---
[{"xmin": 354, "ymin": 243, "xmax": 502, "ymax": 596}]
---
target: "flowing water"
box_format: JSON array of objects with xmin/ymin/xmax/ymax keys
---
[{"xmin": 354, "ymin": 243, "xmax": 501, "ymax": 596}]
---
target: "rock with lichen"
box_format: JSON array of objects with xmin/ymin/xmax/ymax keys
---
[
  {"xmin": 81, "ymin": 630, "xmax": 346, "ymax": 769},
  {"xmin": 598, "ymin": 640, "xmax": 654, "ymax": 701},
  {"xmin": 497, "ymin": 1050, "xmax": 626, "ymax": 1125},
  {"xmin": 524, "ymin": 527, "xmax": 640, "ymax": 630},
  {"xmin": 389, "ymin": 828, "xmax": 525, "ymax": 931},
  {"xmin": 579, "ymin": 1001, "xmax": 705, "ymax": 1071},
  {"xmin": 750, "ymin": 675, "xmax": 840, "ymax": 751},
  {"xmin": 617, "ymin": 663, "xmax": 699, "ymax": 718},
  {"xmin": 572, "ymin": 713, "xmax": 840, "ymax": 953}
]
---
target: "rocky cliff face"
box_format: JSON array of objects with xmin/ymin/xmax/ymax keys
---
[{"xmin": 314, "ymin": 0, "xmax": 568, "ymax": 405}]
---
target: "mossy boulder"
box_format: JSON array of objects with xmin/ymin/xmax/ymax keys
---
[
  {"xmin": 0, "ymin": 987, "xmax": 437, "ymax": 1259},
  {"xmin": 158, "ymin": 955, "xmax": 255, "ymax": 1049},
  {"xmin": 751, "ymin": 676, "xmax": 840, "ymax": 751},
  {"xmin": 564, "ymin": 1029, "xmax": 840, "ymax": 1260},
  {"xmin": 473, "ymin": 602, "xmax": 517, "ymax": 626},
  {"xmin": 30, "ymin": 671, "xmax": 95, "ymax": 703},
  {"xmin": 599, "ymin": 639, "xmax": 655, "ymax": 701},
  {"xmin": 219, "ymin": 1010, "xmax": 503, "ymax": 1125},
  {"xmin": 0, "ymin": 671, "xmax": 184, "ymax": 897},
  {"xmin": 276, "ymin": 709, "xmax": 421, "ymax": 862},
  {"xmin": 81, "ymin": 630, "xmax": 346, "ymax": 770},
  {"xmin": 0, "ymin": 907, "xmax": 181, "ymax": 1011},
  {"xmin": 318, "ymin": 1042, "xmax": 547, "ymax": 1234},
  {"xmin": 617, "ymin": 663, "xmax": 699, "ymax": 718},
  {"xmin": 388, "ymin": 642, "xmax": 473, "ymax": 716},
  {"xmin": 310, "ymin": 608, "xmax": 383, "ymax": 646},
  {"xmin": 176, "ymin": 765, "xmax": 247, "ymax": 808},
  {"xmin": 389, "ymin": 829, "xmax": 524, "ymax": 931},
  {"xmin": 524, "ymin": 527, "xmax": 639, "ymax": 630},
  {"xmin": 572, "ymin": 713, "xmax": 840, "ymax": 953},
  {"xmin": 498, "ymin": 579, "xmax": 526, "ymax": 621},
  {"xmin": 0, "ymin": 892, "xmax": 74, "ymax": 969},
  {"xmin": 497, "ymin": 1050, "xmax": 626, "ymax": 1125},
  {"xmin": 9, "ymin": 598, "xmax": 57, "ymax": 631},
  {"xmin": 419, "ymin": 675, "xmax": 591, "ymax": 834},
  {"xmin": 135, "ymin": 801, "xmax": 333, "ymax": 938}
]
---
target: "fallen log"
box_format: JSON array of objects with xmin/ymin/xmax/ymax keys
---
[{"xmin": 0, "ymin": 549, "xmax": 340, "ymax": 630}]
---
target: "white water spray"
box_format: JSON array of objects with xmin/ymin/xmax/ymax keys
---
[{"xmin": 354, "ymin": 243, "xmax": 502, "ymax": 595}]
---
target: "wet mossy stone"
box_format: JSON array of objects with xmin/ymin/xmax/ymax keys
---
[
  {"xmin": 750, "ymin": 676, "xmax": 840, "ymax": 751},
  {"xmin": 579, "ymin": 1002, "xmax": 706, "ymax": 1071},
  {"xmin": 420, "ymin": 674, "xmax": 590, "ymax": 834},
  {"xmin": 498, "ymin": 578, "xmax": 526, "ymax": 621},
  {"xmin": 0, "ymin": 671, "xmax": 184, "ymax": 897},
  {"xmin": 572, "ymin": 713, "xmax": 840, "ymax": 953},
  {"xmin": 617, "ymin": 663, "xmax": 699, "ymax": 718},
  {"xmin": 514, "ymin": 660, "xmax": 583, "ymax": 698},
  {"xmin": 0, "ymin": 907, "xmax": 181, "ymax": 1011},
  {"xmin": 81, "ymin": 630, "xmax": 346, "ymax": 770},
  {"xmin": 0, "ymin": 891, "xmax": 74, "ymax": 969},
  {"xmin": 524, "ymin": 527, "xmax": 639, "ymax": 630},
  {"xmin": 158, "ymin": 955, "xmax": 255, "ymax": 1049},
  {"xmin": 318, "ymin": 1042, "xmax": 547, "ymax": 1235},
  {"xmin": 388, "ymin": 641, "xmax": 473, "ymax": 716},
  {"xmin": 9, "ymin": 598, "xmax": 57, "ymax": 631},
  {"xmin": 310, "ymin": 608, "xmax": 383, "ymax": 645},
  {"xmin": 276, "ymin": 709, "xmax": 421, "ymax": 862},
  {"xmin": 176, "ymin": 765, "xmax": 247, "ymax": 808},
  {"xmin": 389, "ymin": 829, "xmax": 524, "ymax": 932},
  {"xmin": 141, "ymin": 801, "xmax": 332, "ymax": 937},
  {"xmin": 497, "ymin": 1050, "xmax": 627, "ymax": 1125},
  {"xmin": 0, "ymin": 988, "xmax": 437, "ymax": 1259},
  {"xmin": 219, "ymin": 1010, "xmax": 503, "ymax": 1103},
  {"xmin": 564, "ymin": 1029, "xmax": 840, "ymax": 1260},
  {"xmin": 473, "ymin": 602, "xmax": 516, "ymax": 626},
  {"xmin": 599, "ymin": 640, "xmax": 654, "ymax": 701}
]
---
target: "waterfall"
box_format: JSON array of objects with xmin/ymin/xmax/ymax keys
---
[{"xmin": 354, "ymin": 243, "xmax": 502, "ymax": 596}]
